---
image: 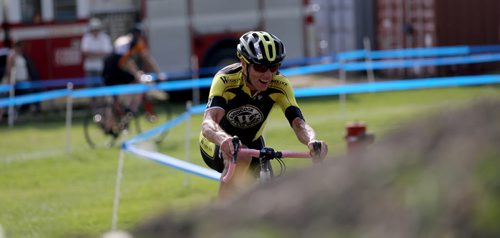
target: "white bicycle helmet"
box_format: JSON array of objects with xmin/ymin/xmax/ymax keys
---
[{"xmin": 237, "ymin": 31, "xmax": 286, "ymax": 66}]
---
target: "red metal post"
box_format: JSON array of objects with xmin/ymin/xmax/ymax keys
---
[{"xmin": 344, "ymin": 121, "xmax": 375, "ymax": 154}]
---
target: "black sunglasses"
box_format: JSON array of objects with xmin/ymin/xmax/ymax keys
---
[{"xmin": 252, "ymin": 64, "xmax": 280, "ymax": 73}]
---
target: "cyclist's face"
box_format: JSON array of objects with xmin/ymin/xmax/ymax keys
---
[{"xmin": 247, "ymin": 63, "xmax": 279, "ymax": 91}]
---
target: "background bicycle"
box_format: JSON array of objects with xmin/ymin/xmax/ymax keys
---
[{"xmin": 83, "ymin": 83, "xmax": 172, "ymax": 148}]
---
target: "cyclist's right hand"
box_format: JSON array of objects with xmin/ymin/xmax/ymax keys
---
[
  {"xmin": 220, "ymin": 137, "xmax": 235, "ymax": 162},
  {"xmin": 308, "ymin": 140, "xmax": 328, "ymax": 163},
  {"xmin": 138, "ymin": 72, "xmax": 155, "ymax": 84}
]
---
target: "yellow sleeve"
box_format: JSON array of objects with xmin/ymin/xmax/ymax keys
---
[
  {"xmin": 273, "ymin": 76, "xmax": 300, "ymax": 112},
  {"xmin": 208, "ymin": 74, "xmax": 227, "ymax": 99}
]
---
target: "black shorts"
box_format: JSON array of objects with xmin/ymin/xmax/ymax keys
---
[
  {"xmin": 102, "ymin": 54, "xmax": 135, "ymax": 86},
  {"xmin": 199, "ymin": 135, "xmax": 265, "ymax": 175}
]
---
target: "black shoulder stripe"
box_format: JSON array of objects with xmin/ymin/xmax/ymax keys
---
[
  {"xmin": 207, "ymin": 96, "xmax": 227, "ymax": 109},
  {"xmin": 285, "ymin": 106, "xmax": 304, "ymax": 126}
]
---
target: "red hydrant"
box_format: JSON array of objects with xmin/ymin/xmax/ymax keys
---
[{"xmin": 344, "ymin": 121, "xmax": 374, "ymax": 154}]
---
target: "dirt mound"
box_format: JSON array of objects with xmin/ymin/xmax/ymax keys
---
[{"xmin": 131, "ymin": 97, "xmax": 500, "ymax": 238}]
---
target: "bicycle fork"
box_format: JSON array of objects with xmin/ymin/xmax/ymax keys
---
[{"xmin": 259, "ymin": 158, "xmax": 272, "ymax": 183}]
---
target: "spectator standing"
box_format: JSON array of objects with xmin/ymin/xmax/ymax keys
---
[
  {"xmin": 81, "ymin": 18, "xmax": 112, "ymax": 86},
  {"xmin": 5, "ymin": 40, "xmax": 41, "ymax": 114},
  {"xmin": 0, "ymin": 45, "xmax": 10, "ymax": 121},
  {"xmin": 0, "ymin": 46, "xmax": 10, "ymax": 81}
]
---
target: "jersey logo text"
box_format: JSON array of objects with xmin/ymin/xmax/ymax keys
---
[
  {"xmin": 227, "ymin": 105, "xmax": 263, "ymax": 129},
  {"xmin": 220, "ymin": 76, "xmax": 239, "ymax": 84}
]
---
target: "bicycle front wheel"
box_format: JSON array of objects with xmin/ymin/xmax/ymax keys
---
[
  {"xmin": 83, "ymin": 109, "xmax": 118, "ymax": 148},
  {"xmin": 258, "ymin": 159, "xmax": 274, "ymax": 183}
]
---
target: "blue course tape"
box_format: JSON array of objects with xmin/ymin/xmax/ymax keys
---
[
  {"xmin": 124, "ymin": 112, "xmax": 191, "ymax": 146},
  {"xmin": 469, "ymin": 45, "xmax": 500, "ymax": 54},
  {"xmin": 0, "ymin": 84, "xmax": 10, "ymax": 94},
  {"xmin": 368, "ymin": 46, "xmax": 470, "ymax": 59},
  {"xmin": 15, "ymin": 76, "xmax": 103, "ymax": 90},
  {"xmin": 281, "ymin": 63, "xmax": 340, "ymax": 76},
  {"xmin": 156, "ymin": 78, "xmax": 213, "ymax": 91},
  {"xmin": 336, "ymin": 44, "xmax": 500, "ymax": 61},
  {"xmin": 0, "ymin": 89, "xmax": 69, "ymax": 108},
  {"xmin": 72, "ymin": 83, "xmax": 151, "ymax": 98},
  {"xmin": 343, "ymin": 53, "xmax": 500, "ymax": 71},
  {"xmin": 126, "ymin": 145, "xmax": 220, "ymax": 181},
  {"xmin": 122, "ymin": 105, "xmax": 221, "ymax": 181},
  {"xmin": 71, "ymin": 78, "xmax": 214, "ymax": 99},
  {"xmin": 294, "ymin": 74, "xmax": 500, "ymax": 98},
  {"xmin": 123, "ymin": 105, "xmax": 206, "ymax": 147}
]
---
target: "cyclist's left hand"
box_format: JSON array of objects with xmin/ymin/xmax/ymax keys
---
[{"xmin": 308, "ymin": 140, "xmax": 328, "ymax": 163}]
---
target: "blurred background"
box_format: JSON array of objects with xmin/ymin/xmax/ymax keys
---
[
  {"xmin": 1, "ymin": 1, "xmax": 500, "ymax": 237},
  {"xmin": 0, "ymin": 0, "xmax": 498, "ymax": 84}
]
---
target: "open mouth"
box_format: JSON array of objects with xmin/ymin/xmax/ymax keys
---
[{"xmin": 258, "ymin": 79, "xmax": 270, "ymax": 85}]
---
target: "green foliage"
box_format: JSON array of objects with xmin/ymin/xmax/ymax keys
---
[{"xmin": 0, "ymin": 85, "xmax": 499, "ymax": 237}]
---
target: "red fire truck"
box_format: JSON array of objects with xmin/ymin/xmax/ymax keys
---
[
  {"xmin": 0, "ymin": 0, "xmax": 90, "ymax": 80},
  {"xmin": 0, "ymin": 0, "xmax": 318, "ymax": 81},
  {"xmin": 144, "ymin": 0, "xmax": 319, "ymax": 74}
]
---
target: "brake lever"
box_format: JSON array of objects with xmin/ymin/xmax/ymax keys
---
[
  {"xmin": 312, "ymin": 141, "xmax": 322, "ymax": 163},
  {"xmin": 231, "ymin": 136, "xmax": 240, "ymax": 163}
]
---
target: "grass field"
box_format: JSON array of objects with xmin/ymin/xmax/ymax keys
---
[{"xmin": 1, "ymin": 84, "xmax": 500, "ymax": 237}]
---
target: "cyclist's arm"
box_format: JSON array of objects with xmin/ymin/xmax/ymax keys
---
[
  {"xmin": 201, "ymin": 107, "xmax": 233, "ymax": 160},
  {"xmin": 117, "ymin": 39, "xmax": 149, "ymax": 81},
  {"xmin": 135, "ymin": 38, "xmax": 166, "ymax": 80},
  {"xmin": 273, "ymin": 75, "xmax": 328, "ymax": 159},
  {"xmin": 202, "ymin": 74, "xmax": 241, "ymax": 160},
  {"xmin": 291, "ymin": 117, "xmax": 329, "ymax": 160},
  {"xmin": 291, "ymin": 117, "xmax": 316, "ymax": 145},
  {"xmin": 121, "ymin": 59, "xmax": 143, "ymax": 81},
  {"xmin": 139, "ymin": 51, "xmax": 161, "ymax": 74}
]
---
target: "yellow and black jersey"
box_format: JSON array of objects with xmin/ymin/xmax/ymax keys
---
[{"xmin": 204, "ymin": 63, "xmax": 304, "ymax": 145}]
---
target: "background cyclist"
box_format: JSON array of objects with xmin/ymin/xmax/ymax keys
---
[
  {"xmin": 102, "ymin": 22, "xmax": 166, "ymax": 135},
  {"xmin": 199, "ymin": 31, "xmax": 328, "ymax": 200}
]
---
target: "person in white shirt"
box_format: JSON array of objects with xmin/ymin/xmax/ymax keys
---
[
  {"xmin": 6, "ymin": 40, "xmax": 40, "ymax": 114},
  {"xmin": 81, "ymin": 18, "xmax": 112, "ymax": 86}
]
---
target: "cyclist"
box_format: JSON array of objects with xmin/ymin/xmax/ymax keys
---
[
  {"xmin": 199, "ymin": 31, "xmax": 328, "ymax": 199},
  {"xmin": 101, "ymin": 23, "xmax": 166, "ymax": 135}
]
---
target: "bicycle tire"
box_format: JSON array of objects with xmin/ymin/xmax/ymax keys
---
[
  {"xmin": 83, "ymin": 106, "xmax": 118, "ymax": 148},
  {"xmin": 83, "ymin": 103, "xmax": 142, "ymax": 148}
]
